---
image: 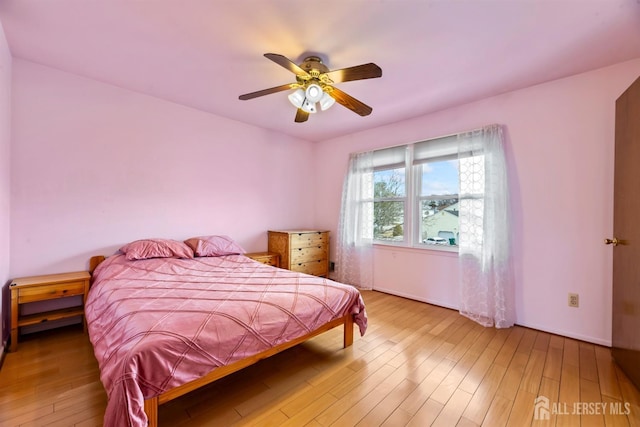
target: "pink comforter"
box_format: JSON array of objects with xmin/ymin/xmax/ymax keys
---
[{"xmin": 85, "ymin": 254, "xmax": 367, "ymax": 427}]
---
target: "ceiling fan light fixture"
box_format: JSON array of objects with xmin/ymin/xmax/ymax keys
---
[
  {"xmin": 305, "ymin": 83, "xmax": 324, "ymax": 103},
  {"xmin": 239, "ymin": 53, "xmax": 382, "ymax": 122},
  {"xmin": 301, "ymin": 99, "xmax": 317, "ymax": 114},
  {"xmin": 319, "ymin": 92, "xmax": 336, "ymax": 111},
  {"xmin": 287, "ymin": 88, "xmax": 305, "ymax": 108}
]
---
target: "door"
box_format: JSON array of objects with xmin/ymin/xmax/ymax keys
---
[{"xmin": 611, "ymin": 75, "xmax": 640, "ymax": 388}]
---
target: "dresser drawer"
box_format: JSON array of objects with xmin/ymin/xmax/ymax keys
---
[
  {"xmin": 290, "ymin": 232, "xmax": 328, "ymax": 249},
  {"xmin": 17, "ymin": 281, "xmax": 86, "ymax": 304},
  {"xmin": 290, "ymin": 246, "xmax": 328, "ymax": 264},
  {"xmin": 291, "ymin": 260, "xmax": 328, "ymax": 277}
]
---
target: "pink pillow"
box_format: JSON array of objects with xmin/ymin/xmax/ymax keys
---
[
  {"xmin": 120, "ymin": 238, "xmax": 194, "ymax": 261},
  {"xmin": 184, "ymin": 235, "xmax": 246, "ymax": 257}
]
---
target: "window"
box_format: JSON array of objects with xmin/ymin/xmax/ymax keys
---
[
  {"xmin": 372, "ymin": 145, "xmax": 407, "ymax": 242},
  {"xmin": 372, "ymin": 135, "xmax": 462, "ymax": 249},
  {"xmin": 337, "ymin": 124, "xmax": 513, "ymax": 325}
]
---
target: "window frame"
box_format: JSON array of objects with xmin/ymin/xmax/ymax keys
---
[
  {"xmin": 371, "ymin": 138, "xmax": 460, "ymax": 252},
  {"xmin": 372, "ymin": 164, "xmax": 408, "ymax": 246}
]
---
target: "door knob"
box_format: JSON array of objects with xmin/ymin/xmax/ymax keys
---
[{"xmin": 604, "ymin": 238, "xmax": 620, "ymax": 246}]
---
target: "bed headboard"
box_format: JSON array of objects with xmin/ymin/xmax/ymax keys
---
[{"xmin": 89, "ymin": 255, "xmax": 106, "ymax": 275}]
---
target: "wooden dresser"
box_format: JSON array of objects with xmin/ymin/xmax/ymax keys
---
[{"xmin": 268, "ymin": 230, "xmax": 329, "ymax": 277}]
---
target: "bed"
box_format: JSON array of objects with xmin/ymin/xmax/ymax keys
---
[{"xmin": 85, "ymin": 237, "xmax": 367, "ymax": 427}]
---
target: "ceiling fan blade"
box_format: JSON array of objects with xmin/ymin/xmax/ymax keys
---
[
  {"xmin": 239, "ymin": 83, "xmax": 296, "ymax": 100},
  {"xmin": 264, "ymin": 53, "xmax": 309, "ymax": 76},
  {"xmin": 294, "ymin": 109, "xmax": 309, "ymax": 123},
  {"xmin": 324, "ymin": 63, "xmax": 382, "ymax": 83},
  {"xmin": 329, "ymin": 87, "xmax": 373, "ymax": 116}
]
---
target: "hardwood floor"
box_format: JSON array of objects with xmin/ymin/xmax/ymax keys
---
[{"xmin": 1, "ymin": 290, "xmax": 639, "ymax": 426}]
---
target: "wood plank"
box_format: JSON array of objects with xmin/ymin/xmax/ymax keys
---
[
  {"xmin": 543, "ymin": 344, "xmax": 564, "ymax": 382},
  {"xmin": 458, "ymin": 347, "xmax": 499, "ymax": 394},
  {"xmin": 381, "ymin": 407, "xmax": 414, "ymax": 427},
  {"xmin": 595, "ymin": 346, "xmax": 623, "ymax": 401},
  {"xmin": 520, "ymin": 349, "xmax": 546, "ymax": 395},
  {"xmin": 496, "ymin": 351, "xmax": 529, "ymax": 399},
  {"xmin": 531, "ymin": 377, "xmax": 560, "ymax": 427},
  {"xmin": 580, "ymin": 342, "xmax": 600, "ymax": 383},
  {"xmin": 506, "ymin": 389, "xmax": 536, "ymax": 426},
  {"xmin": 579, "ymin": 378, "xmax": 605, "ymax": 427},
  {"xmin": 557, "ymin": 359, "xmax": 581, "ymax": 427},
  {"xmin": 431, "ymin": 388, "xmax": 473, "ymax": 427},
  {"xmin": 314, "ymin": 364, "xmax": 397, "ymax": 425},
  {"xmin": 431, "ymin": 346, "xmax": 481, "ymax": 404},
  {"xmin": 407, "ymin": 398, "xmax": 444, "ymax": 426},
  {"xmin": 355, "ymin": 378, "xmax": 418, "ymax": 427},
  {"xmin": 481, "ymin": 395, "xmax": 513, "ymax": 427},
  {"xmin": 400, "ymin": 357, "xmax": 456, "ymax": 415},
  {"xmin": 328, "ymin": 364, "xmax": 407, "ymax": 426},
  {"xmin": 563, "ymin": 338, "xmax": 580, "ymax": 367},
  {"xmin": 493, "ymin": 326, "xmax": 525, "ymax": 368},
  {"xmin": 601, "ymin": 395, "xmax": 631, "ymax": 427},
  {"xmin": 462, "ymin": 363, "xmax": 507, "ymax": 424}
]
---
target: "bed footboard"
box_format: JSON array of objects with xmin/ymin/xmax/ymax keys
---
[
  {"xmin": 143, "ymin": 397, "xmax": 159, "ymax": 427},
  {"xmin": 143, "ymin": 314, "xmax": 354, "ymax": 427}
]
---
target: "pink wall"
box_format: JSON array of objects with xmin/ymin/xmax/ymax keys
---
[
  {"xmin": 0, "ymin": 21, "xmax": 11, "ymax": 349},
  {"xmin": 10, "ymin": 59, "xmax": 317, "ymax": 278},
  {"xmin": 315, "ymin": 58, "xmax": 640, "ymax": 346}
]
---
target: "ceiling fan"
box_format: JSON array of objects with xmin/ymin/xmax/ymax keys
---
[{"xmin": 239, "ymin": 53, "xmax": 382, "ymax": 123}]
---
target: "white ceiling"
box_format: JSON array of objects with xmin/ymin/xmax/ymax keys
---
[{"xmin": 1, "ymin": 0, "xmax": 640, "ymax": 142}]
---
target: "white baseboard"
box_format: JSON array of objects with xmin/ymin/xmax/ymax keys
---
[
  {"xmin": 517, "ymin": 321, "xmax": 611, "ymax": 347},
  {"xmin": 372, "ymin": 286, "xmax": 459, "ymax": 311}
]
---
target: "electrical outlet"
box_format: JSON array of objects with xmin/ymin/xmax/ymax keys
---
[{"xmin": 568, "ymin": 293, "xmax": 579, "ymax": 308}]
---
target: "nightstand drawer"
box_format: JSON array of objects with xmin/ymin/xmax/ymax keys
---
[
  {"xmin": 290, "ymin": 232, "xmax": 328, "ymax": 249},
  {"xmin": 17, "ymin": 281, "xmax": 86, "ymax": 304},
  {"xmin": 290, "ymin": 246, "xmax": 327, "ymax": 263},
  {"xmin": 245, "ymin": 252, "xmax": 280, "ymax": 268},
  {"xmin": 18, "ymin": 307, "xmax": 85, "ymax": 328}
]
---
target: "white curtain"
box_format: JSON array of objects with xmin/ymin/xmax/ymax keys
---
[
  {"xmin": 457, "ymin": 124, "xmax": 515, "ymax": 328},
  {"xmin": 335, "ymin": 151, "xmax": 374, "ymax": 290}
]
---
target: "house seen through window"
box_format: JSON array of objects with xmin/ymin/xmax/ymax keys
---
[{"xmin": 372, "ymin": 135, "xmax": 461, "ymax": 248}]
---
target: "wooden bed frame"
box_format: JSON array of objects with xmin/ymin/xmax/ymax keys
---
[{"xmin": 88, "ymin": 255, "xmax": 355, "ymax": 427}]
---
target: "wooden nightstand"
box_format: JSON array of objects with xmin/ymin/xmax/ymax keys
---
[
  {"xmin": 245, "ymin": 252, "xmax": 280, "ymax": 268},
  {"xmin": 10, "ymin": 271, "xmax": 91, "ymax": 351}
]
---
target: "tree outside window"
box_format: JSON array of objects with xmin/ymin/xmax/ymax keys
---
[{"xmin": 373, "ymin": 168, "xmax": 405, "ymax": 241}]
